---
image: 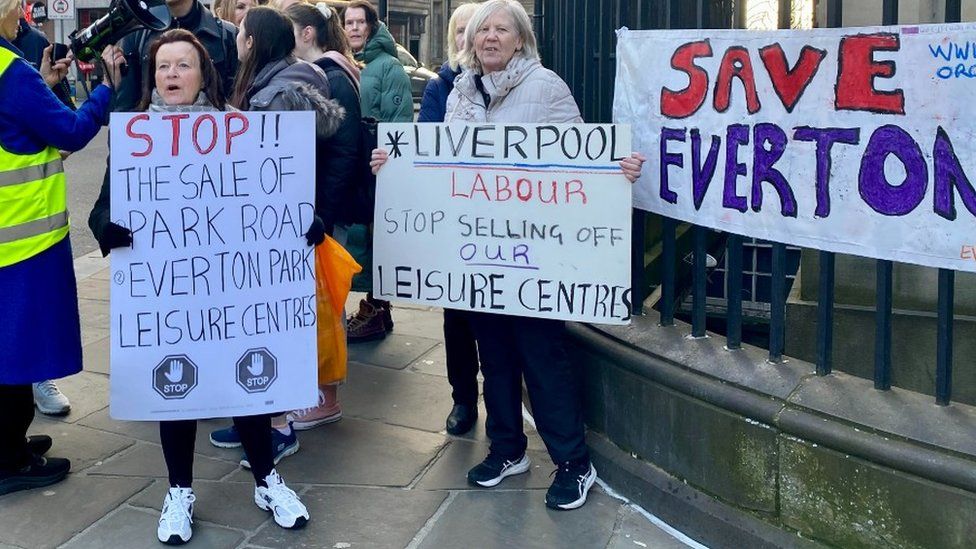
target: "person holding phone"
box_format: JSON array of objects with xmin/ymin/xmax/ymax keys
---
[
  {"xmin": 12, "ymin": 8, "xmax": 77, "ymax": 417},
  {"xmin": 13, "ymin": 8, "xmax": 73, "ymax": 110},
  {"xmin": 0, "ymin": 0, "xmax": 122, "ymax": 497}
]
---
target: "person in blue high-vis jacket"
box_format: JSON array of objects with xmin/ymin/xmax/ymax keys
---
[{"xmin": 0, "ymin": 0, "xmax": 123, "ymax": 497}]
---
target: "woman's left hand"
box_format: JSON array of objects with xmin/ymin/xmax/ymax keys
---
[
  {"xmin": 370, "ymin": 148, "xmax": 389, "ymax": 175},
  {"xmin": 40, "ymin": 44, "xmax": 73, "ymax": 88},
  {"xmin": 620, "ymin": 152, "xmax": 646, "ymax": 184}
]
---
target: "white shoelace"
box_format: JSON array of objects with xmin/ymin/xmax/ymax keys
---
[
  {"xmin": 35, "ymin": 381, "xmax": 63, "ymax": 398},
  {"xmin": 264, "ymin": 472, "xmax": 299, "ymax": 501},
  {"xmin": 161, "ymin": 489, "xmax": 195, "ymax": 525}
]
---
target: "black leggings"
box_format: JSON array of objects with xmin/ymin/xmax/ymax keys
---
[
  {"xmin": 0, "ymin": 384, "xmax": 34, "ymax": 471},
  {"xmin": 159, "ymin": 415, "xmax": 273, "ymax": 487}
]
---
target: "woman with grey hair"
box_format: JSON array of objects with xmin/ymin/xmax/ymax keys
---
[
  {"xmin": 375, "ymin": 0, "xmax": 643, "ymax": 511},
  {"xmin": 0, "ymin": 0, "xmax": 122, "ymax": 496}
]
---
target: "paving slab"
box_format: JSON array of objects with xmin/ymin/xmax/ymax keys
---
[
  {"xmin": 77, "ymin": 298, "xmax": 111, "ymax": 347},
  {"xmin": 608, "ymin": 507, "xmax": 688, "ymax": 549},
  {"xmin": 342, "ymin": 362, "xmax": 455, "ymax": 433},
  {"xmin": 42, "ymin": 370, "xmax": 109, "ymax": 424},
  {"xmin": 225, "ymin": 417, "xmax": 446, "ymax": 487},
  {"xmin": 417, "ymin": 490, "xmax": 622, "ymax": 549},
  {"xmin": 61, "ymin": 506, "xmax": 244, "ymax": 549},
  {"xmin": 249, "ymin": 486, "xmax": 446, "ymax": 549},
  {"xmin": 414, "ymin": 439, "xmax": 555, "ymax": 491},
  {"xmin": 348, "ymin": 334, "xmax": 440, "ymax": 370},
  {"xmin": 68, "ymin": 252, "xmax": 108, "ymax": 281},
  {"xmin": 76, "ymin": 275, "xmax": 109, "ymax": 302},
  {"xmin": 27, "ymin": 417, "xmax": 135, "ymax": 472},
  {"xmin": 78, "ymin": 409, "xmax": 236, "ymax": 460},
  {"xmin": 0, "ymin": 475, "xmax": 150, "ymax": 549},
  {"xmin": 382, "ymin": 305, "xmax": 447, "ymax": 339},
  {"xmin": 129, "ymin": 479, "xmax": 271, "ymax": 531},
  {"xmin": 81, "ymin": 335, "xmax": 110, "ymax": 375},
  {"xmin": 89, "ymin": 267, "xmax": 112, "ymax": 281},
  {"xmin": 86, "ymin": 442, "xmax": 239, "ymax": 480},
  {"xmin": 407, "ymin": 343, "xmax": 449, "ymax": 377}
]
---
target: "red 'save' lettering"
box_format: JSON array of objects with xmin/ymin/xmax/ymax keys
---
[
  {"xmin": 835, "ymin": 33, "xmax": 905, "ymax": 115},
  {"xmin": 714, "ymin": 46, "xmax": 761, "ymax": 114},
  {"xmin": 661, "ymin": 40, "xmax": 713, "ymax": 119},
  {"xmin": 759, "ymin": 44, "xmax": 827, "ymax": 113}
]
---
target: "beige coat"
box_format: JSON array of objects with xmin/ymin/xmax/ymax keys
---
[{"xmin": 445, "ymin": 56, "xmax": 582, "ymax": 124}]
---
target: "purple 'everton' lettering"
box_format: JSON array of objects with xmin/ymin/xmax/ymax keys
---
[
  {"xmin": 793, "ymin": 126, "xmax": 861, "ymax": 218},
  {"xmin": 723, "ymin": 124, "xmax": 749, "ymax": 212},
  {"xmin": 660, "ymin": 127, "xmax": 686, "ymax": 204},
  {"xmin": 691, "ymin": 129, "xmax": 721, "ymax": 210},
  {"xmin": 752, "ymin": 123, "xmax": 798, "ymax": 217},
  {"xmin": 933, "ymin": 126, "xmax": 976, "ymax": 221},
  {"xmin": 859, "ymin": 125, "xmax": 927, "ymax": 216}
]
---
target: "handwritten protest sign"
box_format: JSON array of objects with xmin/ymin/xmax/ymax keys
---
[
  {"xmin": 373, "ymin": 123, "xmax": 633, "ymax": 325},
  {"xmin": 109, "ymin": 111, "xmax": 318, "ymax": 420},
  {"xmin": 615, "ymin": 23, "xmax": 976, "ymax": 272}
]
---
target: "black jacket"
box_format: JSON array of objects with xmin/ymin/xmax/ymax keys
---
[
  {"xmin": 113, "ymin": 1, "xmax": 237, "ymax": 111},
  {"xmin": 13, "ymin": 19, "xmax": 74, "ymax": 109},
  {"xmin": 89, "ymin": 1, "xmax": 237, "ymax": 253},
  {"xmin": 312, "ymin": 57, "xmax": 362, "ymax": 229},
  {"xmin": 246, "ymin": 57, "xmax": 346, "ymax": 233}
]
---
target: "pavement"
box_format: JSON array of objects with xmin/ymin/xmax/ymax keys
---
[{"xmin": 0, "ymin": 251, "xmax": 692, "ymax": 549}]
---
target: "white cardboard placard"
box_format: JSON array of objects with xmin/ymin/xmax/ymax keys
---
[{"xmin": 108, "ymin": 111, "xmax": 318, "ymax": 420}]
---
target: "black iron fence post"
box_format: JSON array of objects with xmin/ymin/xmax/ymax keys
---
[
  {"xmin": 661, "ymin": 218, "xmax": 676, "ymax": 327},
  {"xmin": 726, "ymin": 235, "xmax": 743, "ymax": 350},
  {"xmin": 936, "ymin": 269, "xmax": 955, "ymax": 405}
]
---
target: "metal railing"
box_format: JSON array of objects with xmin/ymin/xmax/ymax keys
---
[{"xmin": 537, "ymin": 0, "xmax": 965, "ymax": 405}]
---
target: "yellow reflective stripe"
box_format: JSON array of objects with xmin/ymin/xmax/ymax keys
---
[
  {"xmin": 0, "ymin": 158, "xmax": 63, "ymax": 188},
  {"xmin": 0, "ymin": 174, "xmax": 67, "ymax": 228},
  {"xmin": 0, "ymin": 47, "xmax": 15, "ymax": 76},
  {"xmin": 0, "ymin": 226, "xmax": 68, "ymax": 269},
  {"xmin": 0, "ymin": 211, "xmax": 68, "ymax": 244}
]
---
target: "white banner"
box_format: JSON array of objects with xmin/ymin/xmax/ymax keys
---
[
  {"xmin": 373, "ymin": 123, "xmax": 634, "ymax": 324},
  {"xmin": 615, "ymin": 23, "xmax": 976, "ymax": 272},
  {"xmin": 109, "ymin": 111, "xmax": 318, "ymax": 420}
]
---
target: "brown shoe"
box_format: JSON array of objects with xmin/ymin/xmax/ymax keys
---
[
  {"xmin": 373, "ymin": 299, "xmax": 394, "ymax": 332},
  {"xmin": 347, "ymin": 299, "xmax": 389, "ymax": 343}
]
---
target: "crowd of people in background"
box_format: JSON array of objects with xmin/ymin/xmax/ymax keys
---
[{"xmin": 0, "ymin": 0, "xmax": 644, "ymax": 544}]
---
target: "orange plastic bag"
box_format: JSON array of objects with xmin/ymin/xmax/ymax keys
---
[{"xmin": 315, "ymin": 236, "xmax": 362, "ymax": 385}]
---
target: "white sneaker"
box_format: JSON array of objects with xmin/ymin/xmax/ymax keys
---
[
  {"xmin": 254, "ymin": 470, "xmax": 309, "ymax": 529},
  {"xmin": 32, "ymin": 380, "xmax": 70, "ymax": 415},
  {"xmin": 157, "ymin": 487, "xmax": 195, "ymax": 545}
]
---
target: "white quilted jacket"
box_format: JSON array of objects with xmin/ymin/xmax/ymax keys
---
[{"xmin": 445, "ymin": 56, "xmax": 582, "ymax": 124}]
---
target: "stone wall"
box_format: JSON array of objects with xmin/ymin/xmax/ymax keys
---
[{"xmin": 572, "ymin": 317, "xmax": 976, "ymax": 548}]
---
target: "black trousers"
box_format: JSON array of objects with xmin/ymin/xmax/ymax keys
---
[
  {"xmin": 0, "ymin": 384, "xmax": 34, "ymax": 471},
  {"xmin": 159, "ymin": 415, "xmax": 273, "ymax": 487},
  {"xmin": 443, "ymin": 309, "xmax": 479, "ymax": 407},
  {"xmin": 468, "ymin": 313, "xmax": 589, "ymax": 465}
]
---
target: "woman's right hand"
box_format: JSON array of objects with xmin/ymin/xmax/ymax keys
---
[
  {"xmin": 370, "ymin": 148, "xmax": 389, "ymax": 175},
  {"xmin": 101, "ymin": 222, "xmax": 133, "ymax": 252},
  {"xmin": 100, "ymin": 46, "xmax": 125, "ymax": 90}
]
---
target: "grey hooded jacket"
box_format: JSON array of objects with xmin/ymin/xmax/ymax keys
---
[{"xmin": 247, "ymin": 57, "xmax": 349, "ymax": 229}]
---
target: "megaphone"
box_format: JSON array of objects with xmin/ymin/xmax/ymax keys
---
[{"xmin": 69, "ymin": 0, "xmax": 171, "ymax": 62}]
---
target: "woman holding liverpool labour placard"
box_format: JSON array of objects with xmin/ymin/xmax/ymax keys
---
[{"xmin": 372, "ymin": 0, "xmax": 644, "ymax": 511}]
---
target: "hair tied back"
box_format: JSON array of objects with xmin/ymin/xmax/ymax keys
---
[{"xmin": 315, "ymin": 2, "xmax": 332, "ymax": 19}]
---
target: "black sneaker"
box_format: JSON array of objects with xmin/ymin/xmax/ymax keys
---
[
  {"xmin": 467, "ymin": 453, "xmax": 531, "ymax": 487},
  {"xmin": 545, "ymin": 461, "xmax": 597, "ymax": 510},
  {"xmin": 0, "ymin": 455, "xmax": 70, "ymax": 497},
  {"xmin": 26, "ymin": 435, "xmax": 52, "ymax": 456}
]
